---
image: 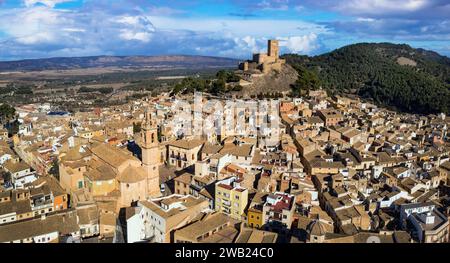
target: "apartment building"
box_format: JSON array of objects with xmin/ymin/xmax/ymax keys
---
[
  {"xmin": 215, "ymin": 176, "xmax": 248, "ymax": 220},
  {"xmin": 167, "ymin": 139, "xmax": 204, "ymax": 170}
]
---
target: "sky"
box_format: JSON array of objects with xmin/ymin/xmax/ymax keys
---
[{"xmin": 0, "ymin": 0, "xmax": 449, "ymax": 61}]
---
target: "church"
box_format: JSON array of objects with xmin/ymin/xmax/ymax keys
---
[{"xmin": 83, "ymin": 109, "xmax": 161, "ymax": 211}]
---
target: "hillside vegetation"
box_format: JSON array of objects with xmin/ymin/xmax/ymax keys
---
[{"xmin": 283, "ymin": 43, "xmax": 450, "ymax": 114}]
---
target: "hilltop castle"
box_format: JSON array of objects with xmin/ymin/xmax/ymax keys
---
[{"xmin": 238, "ymin": 39, "xmax": 286, "ymax": 75}]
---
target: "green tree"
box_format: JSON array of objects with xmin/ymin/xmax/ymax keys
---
[
  {"xmin": 133, "ymin": 122, "xmax": 142, "ymax": 134},
  {"xmin": 210, "ymin": 79, "xmax": 226, "ymax": 95},
  {"xmin": 49, "ymin": 159, "xmax": 60, "ymax": 181},
  {"xmin": 0, "ymin": 104, "xmax": 16, "ymax": 122}
]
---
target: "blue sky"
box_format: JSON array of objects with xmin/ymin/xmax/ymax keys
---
[{"xmin": 0, "ymin": 0, "xmax": 449, "ymax": 61}]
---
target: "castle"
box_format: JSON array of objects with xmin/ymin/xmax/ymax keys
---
[{"xmin": 238, "ymin": 39, "xmax": 286, "ymax": 75}]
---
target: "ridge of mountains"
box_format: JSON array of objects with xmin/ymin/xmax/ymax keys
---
[
  {"xmin": 283, "ymin": 43, "xmax": 450, "ymax": 115},
  {"xmin": 0, "ymin": 55, "xmax": 239, "ymax": 72}
]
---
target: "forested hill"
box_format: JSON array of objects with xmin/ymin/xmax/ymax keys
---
[{"xmin": 282, "ymin": 43, "xmax": 450, "ymax": 114}]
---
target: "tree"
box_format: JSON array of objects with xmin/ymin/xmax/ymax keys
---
[
  {"xmin": 49, "ymin": 159, "xmax": 60, "ymax": 181},
  {"xmin": 133, "ymin": 122, "xmax": 142, "ymax": 134},
  {"xmin": 290, "ymin": 65, "xmax": 321, "ymax": 97},
  {"xmin": 1, "ymin": 171, "xmax": 11, "ymax": 183},
  {"xmin": 210, "ymin": 79, "xmax": 226, "ymax": 95},
  {"xmin": 0, "ymin": 103, "xmax": 16, "ymax": 122}
]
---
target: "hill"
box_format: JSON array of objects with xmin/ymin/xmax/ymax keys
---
[
  {"xmin": 0, "ymin": 55, "xmax": 239, "ymax": 72},
  {"xmin": 283, "ymin": 43, "xmax": 450, "ymax": 114},
  {"xmin": 240, "ymin": 64, "xmax": 298, "ymax": 96}
]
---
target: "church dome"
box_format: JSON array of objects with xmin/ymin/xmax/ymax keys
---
[{"xmin": 307, "ymin": 220, "xmax": 327, "ymax": 236}]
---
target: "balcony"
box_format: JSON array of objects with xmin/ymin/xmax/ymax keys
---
[
  {"xmin": 170, "ymin": 154, "xmax": 187, "ymax": 161},
  {"xmin": 222, "ymin": 200, "xmax": 231, "ymax": 207}
]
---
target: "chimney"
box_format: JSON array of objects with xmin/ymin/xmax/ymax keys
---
[
  {"xmin": 425, "ymin": 212, "xmax": 435, "ymax": 225},
  {"xmin": 68, "ymin": 136, "xmax": 75, "ymax": 148}
]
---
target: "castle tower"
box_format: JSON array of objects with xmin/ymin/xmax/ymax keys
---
[
  {"xmin": 141, "ymin": 108, "xmax": 161, "ymax": 197},
  {"xmin": 268, "ymin": 40, "xmax": 279, "ymax": 58}
]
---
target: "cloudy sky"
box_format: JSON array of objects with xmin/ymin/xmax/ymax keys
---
[{"xmin": 0, "ymin": 0, "xmax": 449, "ymax": 60}]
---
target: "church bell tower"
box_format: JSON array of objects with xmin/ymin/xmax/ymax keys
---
[{"xmin": 141, "ymin": 108, "xmax": 161, "ymax": 197}]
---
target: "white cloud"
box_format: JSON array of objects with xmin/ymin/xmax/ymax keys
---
[
  {"xmin": 278, "ymin": 34, "xmax": 319, "ymax": 54},
  {"xmin": 24, "ymin": 0, "xmax": 74, "ymax": 8},
  {"xmin": 116, "ymin": 15, "xmax": 155, "ymax": 42},
  {"xmin": 0, "ymin": 1, "xmax": 328, "ymax": 59},
  {"xmin": 119, "ymin": 31, "xmax": 152, "ymax": 42},
  {"xmin": 356, "ymin": 17, "xmax": 376, "ymax": 22},
  {"xmin": 336, "ymin": 0, "xmax": 429, "ymax": 15},
  {"xmin": 149, "ymin": 16, "xmax": 329, "ymax": 38},
  {"xmin": 257, "ymin": 0, "xmax": 289, "ymax": 11},
  {"xmin": 305, "ymin": 0, "xmax": 439, "ymax": 17},
  {"xmin": 0, "ymin": 6, "xmax": 65, "ymax": 44},
  {"xmin": 231, "ymin": 36, "xmax": 263, "ymax": 54}
]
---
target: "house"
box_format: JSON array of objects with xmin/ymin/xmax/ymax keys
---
[
  {"xmin": 215, "ymin": 176, "xmax": 248, "ymax": 220},
  {"xmin": 167, "ymin": 139, "xmax": 204, "ymax": 170},
  {"xmin": 0, "ymin": 209, "xmax": 80, "ymax": 243},
  {"xmin": 174, "ymin": 212, "xmax": 239, "ymax": 243},
  {"xmin": 0, "ymin": 190, "xmax": 33, "ymax": 225},
  {"xmin": 317, "ymin": 109, "xmax": 343, "ymax": 126},
  {"xmin": 247, "ymin": 192, "xmax": 268, "ymax": 229},
  {"xmin": 29, "ymin": 175, "xmax": 69, "ymax": 211},
  {"xmin": 173, "ymin": 172, "xmax": 193, "ymax": 196},
  {"xmin": 219, "ymin": 144, "xmax": 255, "ymax": 168},
  {"xmin": 262, "ymin": 192, "xmax": 296, "ymax": 231},
  {"xmin": 76, "ymin": 203, "xmax": 100, "ymax": 239},
  {"xmin": 0, "ymin": 144, "xmax": 18, "ymax": 166},
  {"xmin": 59, "ymin": 144, "xmax": 91, "ymax": 193},
  {"xmin": 234, "ymin": 223, "xmax": 278, "ymax": 243},
  {"xmin": 4, "ymin": 160, "xmax": 37, "ymax": 188},
  {"xmin": 400, "ymin": 202, "xmax": 449, "ymax": 243},
  {"xmin": 125, "ymin": 195, "xmax": 209, "ymax": 243}
]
